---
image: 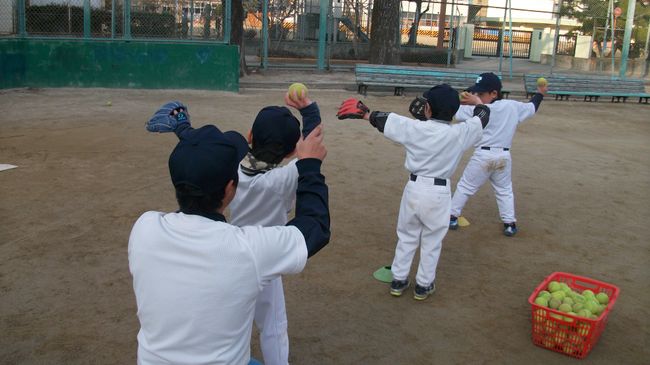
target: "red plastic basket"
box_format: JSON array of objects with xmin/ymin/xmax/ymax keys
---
[{"xmin": 528, "ymin": 272, "xmax": 620, "ymax": 359}]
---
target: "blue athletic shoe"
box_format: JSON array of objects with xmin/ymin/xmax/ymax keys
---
[
  {"xmin": 503, "ymin": 223, "xmax": 518, "ymax": 237},
  {"xmin": 413, "ymin": 283, "xmax": 436, "ymax": 301},
  {"xmin": 449, "ymin": 216, "xmax": 459, "ymax": 230},
  {"xmin": 390, "ymin": 279, "xmax": 410, "ymax": 297}
]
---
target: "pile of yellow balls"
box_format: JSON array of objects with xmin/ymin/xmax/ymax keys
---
[{"xmin": 532, "ymin": 280, "xmax": 610, "ymax": 356}]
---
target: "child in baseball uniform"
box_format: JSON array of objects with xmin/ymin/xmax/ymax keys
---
[
  {"xmin": 336, "ymin": 84, "xmax": 490, "ymax": 300},
  {"xmin": 449, "ymin": 72, "xmax": 547, "ymax": 236},
  {"xmin": 228, "ymin": 93, "xmax": 320, "ymax": 365},
  {"xmin": 147, "ymin": 93, "xmax": 321, "ymax": 365}
]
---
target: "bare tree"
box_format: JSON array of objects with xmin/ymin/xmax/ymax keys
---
[
  {"xmin": 407, "ymin": 0, "xmax": 430, "ymax": 46},
  {"xmin": 369, "ymin": 0, "xmax": 401, "ymax": 64},
  {"xmin": 436, "ymin": 0, "xmax": 447, "ymax": 49},
  {"xmin": 231, "ymin": 0, "xmax": 248, "ymax": 76}
]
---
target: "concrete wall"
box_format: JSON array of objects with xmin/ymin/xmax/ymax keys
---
[
  {"xmin": 0, "ymin": 39, "xmax": 239, "ymax": 90},
  {"xmin": 574, "ymin": 35, "xmax": 592, "ymax": 59}
]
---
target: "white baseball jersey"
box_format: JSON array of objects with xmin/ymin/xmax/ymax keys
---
[
  {"xmin": 451, "ymin": 100, "xmax": 537, "ymax": 223},
  {"xmin": 228, "ymin": 161, "xmax": 299, "ymax": 365},
  {"xmin": 455, "ymin": 100, "xmax": 535, "ymax": 148},
  {"xmin": 384, "ymin": 113, "xmax": 483, "ymax": 287},
  {"xmin": 230, "ymin": 159, "xmax": 298, "ymax": 227},
  {"xmin": 383, "ymin": 113, "xmax": 483, "ymax": 178},
  {"xmin": 128, "ymin": 211, "xmax": 307, "ymax": 365}
]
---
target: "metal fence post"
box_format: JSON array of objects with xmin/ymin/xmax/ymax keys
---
[
  {"xmin": 84, "ymin": 0, "xmax": 91, "ymax": 39},
  {"xmin": 17, "ymin": 0, "xmax": 26, "ymax": 37},
  {"xmin": 262, "ymin": 0, "xmax": 268, "ymax": 69},
  {"xmin": 317, "ymin": 0, "xmax": 328, "ymax": 70},
  {"xmin": 124, "ymin": 0, "xmax": 132, "ymax": 39},
  {"xmin": 224, "ymin": 0, "xmax": 231, "ymax": 43},
  {"xmin": 111, "ymin": 0, "xmax": 116, "ymax": 39},
  {"xmin": 550, "ymin": 0, "xmax": 562, "ymax": 74},
  {"xmin": 618, "ymin": 0, "xmax": 636, "ymax": 78}
]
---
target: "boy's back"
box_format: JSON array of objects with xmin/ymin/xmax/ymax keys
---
[{"xmin": 230, "ymin": 160, "xmax": 298, "ymax": 227}]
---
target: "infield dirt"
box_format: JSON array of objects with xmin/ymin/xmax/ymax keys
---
[{"xmin": 1, "ymin": 86, "xmax": 649, "ymax": 364}]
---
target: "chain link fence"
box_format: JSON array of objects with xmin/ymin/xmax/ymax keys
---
[
  {"xmin": 2, "ymin": 0, "xmax": 648, "ymax": 75},
  {"xmin": 0, "ymin": 0, "xmax": 230, "ymax": 41}
]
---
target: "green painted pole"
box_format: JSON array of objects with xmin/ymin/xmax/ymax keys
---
[
  {"xmin": 508, "ymin": 0, "xmax": 513, "ymax": 79},
  {"xmin": 317, "ymin": 0, "xmax": 328, "ymax": 70},
  {"xmin": 619, "ymin": 0, "xmax": 637, "ymax": 78},
  {"xmin": 262, "ymin": 0, "xmax": 268, "ymax": 69},
  {"xmin": 17, "ymin": 0, "xmax": 26, "ymax": 37},
  {"xmin": 124, "ymin": 0, "xmax": 132, "ymax": 39},
  {"xmin": 84, "ymin": 0, "xmax": 91, "ymax": 39},
  {"xmin": 111, "ymin": 0, "xmax": 116, "ymax": 39},
  {"xmin": 224, "ymin": 0, "xmax": 231, "ymax": 43}
]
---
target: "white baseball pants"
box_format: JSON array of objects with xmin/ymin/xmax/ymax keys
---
[
  {"xmin": 450, "ymin": 149, "xmax": 515, "ymax": 223},
  {"xmin": 254, "ymin": 277, "xmax": 289, "ymax": 365},
  {"xmin": 390, "ymin": 177, "xmax": 450, "ymax": 287}
]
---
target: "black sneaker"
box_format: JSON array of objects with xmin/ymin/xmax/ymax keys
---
[
  {"xmin": 449, "ymin": 215, "xmax": 459, "ymax": 230},
  {"xmin": 503, "ymin": 223, "xmax": 518, "ymax": 237},
  {"xmin": 413, "ymin": 283, "xmax": 436, "ymax": 301},
  {"xmin": 390, "ymin": 279, "xmax": 410, "ymax": 297}
]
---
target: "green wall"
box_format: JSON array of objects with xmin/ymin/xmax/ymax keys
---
[{"xmin": 0, "ymin": 39, "xmax": 239, "ymax": 91}]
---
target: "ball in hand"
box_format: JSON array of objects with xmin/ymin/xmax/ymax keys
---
[
  {"xmin": 536, "ymin": 77, "xmax": 548, "ymax": 87},
  {"xmin": 288, "ymin": 83, "xmax": 308, "ymax": 101}
]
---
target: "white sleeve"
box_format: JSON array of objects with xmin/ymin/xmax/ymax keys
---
[
  {"xmin": 454, "ymin": 105, "xmax": 475, "ymax": 122},
  {"xmin": 382, "ymin": 113, "xmax": 415, "ymax": 146},
  {"xmin": 242, "ymin": 225, "xmax": 308, "ymax": 286},
  {"xmin": 455, "ymin": 117, "xmax": 483, "ymax": 150},
  {"xmin": 517, "ymin": 101, "xmax": 536, "ymax": 123}
]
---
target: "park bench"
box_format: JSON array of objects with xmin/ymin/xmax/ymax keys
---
[
  {"xmin": 355, "ymin": 64, "xmax": 510, "ymax": 98},
  {"xmin": 524, "ymin": 73, "xmax": 650, "ymax": 103}
]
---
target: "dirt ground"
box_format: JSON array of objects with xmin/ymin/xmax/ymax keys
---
[{"xmin": 1, "ymin": 86, "xmax": 649, "ymax": 365}]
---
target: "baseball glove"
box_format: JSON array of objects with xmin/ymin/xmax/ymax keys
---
[
  {"xmin": 146, "ymin": 101, "xmax": 191, "ymax": 133},
  {"xmin": 336, "ymin": 98, "xmax": 370, "ymax": 120},
  {"xmin": 409, "ymin": 96, "xmax": 428, "ymax": 121}
]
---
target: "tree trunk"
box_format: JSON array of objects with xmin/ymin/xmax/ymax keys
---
[
  {"xmin": 408, "ymin": 1, "xmax": 429, "ymax": 46},
  {"xmin": 369, "ymin": 0, "xmax": 401, "ymax": 64},
  {"xmin": 230, "ymin": 0, "xmax": 249, "ymax": 76},
  {"xmin": 437, "ymin": 0, "xmax": 448, "ymax": 49}
]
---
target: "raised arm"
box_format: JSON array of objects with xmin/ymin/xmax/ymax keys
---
[
  {"xmin": 286, "ymin": 126, "xmax": 331, "ymax": 258},
  {"xmin": 336, "ymin": 97, "xmax": 391, "ymax": 132},
  {"xmin": 285, "ymin": 92, "xmax": 321, "ymax": 137},
  {"xmin": 529, "ymin": 83, "xmax": 548, "ymax": 112}
]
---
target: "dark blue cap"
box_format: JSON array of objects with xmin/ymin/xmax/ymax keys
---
[
  {"xmin": 169, "ymin": 125, "xmax": 249, "ymax": 196},
  {"xmin": 423, "ymin": 84, "xmax": 460, "ymax": 122},
  {"xmin": 252, "ymin": 106, "xmax": 301, "ymax": 157},
  {"xmin": 467, "ymin": 72, "xmax": 502, "ymax": 93}
]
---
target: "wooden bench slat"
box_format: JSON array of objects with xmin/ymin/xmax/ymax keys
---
[
  {"xmin": 355, "ymin": 63, "xmax": 511, "ymax": 97},
  {"xmin": 524, "ymin": 73, "xmax": 649, "ymax": 103}
]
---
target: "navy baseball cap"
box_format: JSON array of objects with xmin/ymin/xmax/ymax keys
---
[
  {"xmin": 169, "ymin": 125, "xmax": 249, "ymax": 196},
  {"xmin": 251, "ymin": 106, "xmax": 301, "ymax": 156},
  {"xmin": 423, "ymin": 84, "xmax": 460, "ymax": 122},
  {"xmin": 467, "ymin": 72, "xmax": 502, "ymax": 93}
]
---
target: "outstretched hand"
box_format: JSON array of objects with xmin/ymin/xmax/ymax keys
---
[
  {"xmin": 285, "ymin": 91, "xmax": 313, "ymax": 110},
  {"xmin": 537, "ymin": 84, "xmax": 549, "ymax": 95},
  {"xmin": 296, "ymin": 125, "xmax": 327, "ymax": 161}
]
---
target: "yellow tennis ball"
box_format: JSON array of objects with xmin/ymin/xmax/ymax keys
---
[
  {"xmin": 537, "ymin": 77, "xmax": 548, "ymax": 87},
  {"xmin": 288, "ymin": 83, "xmax": 308, "ymax": 101},
  {"xmin": 106, "ymin": 100, "xmax": 112, "ymax": 106}
]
